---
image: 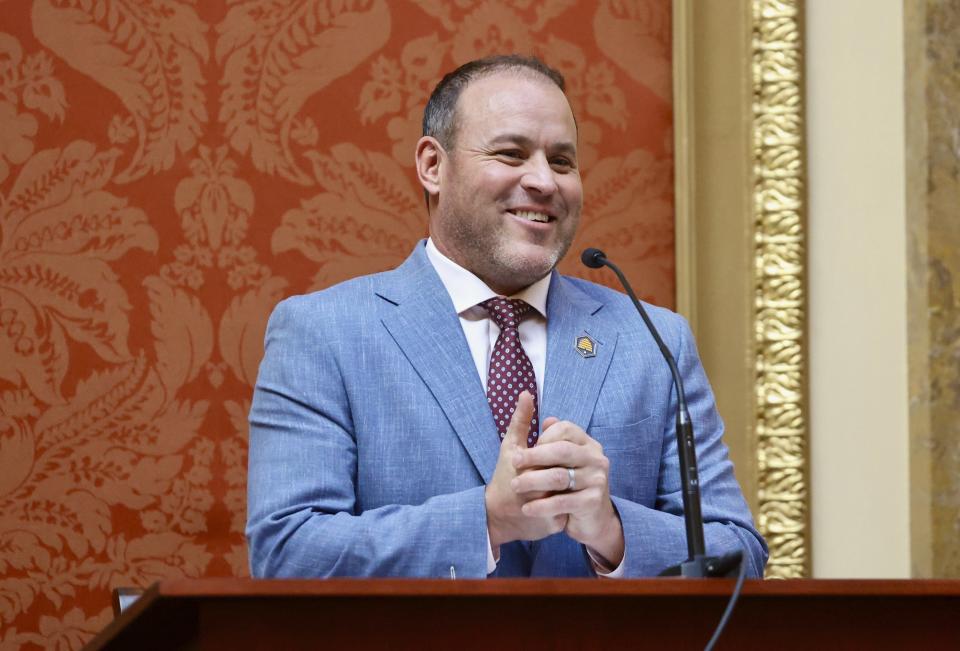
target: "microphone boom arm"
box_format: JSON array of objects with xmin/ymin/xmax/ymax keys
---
[{"xmin": 581, "ymin": 248, "xmax": 731, "ymax": 578}]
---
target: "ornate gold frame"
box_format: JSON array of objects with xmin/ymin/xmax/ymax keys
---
[
  {"xmin": 749, "ymin": 0, "xmax": 809, "ymax": 579},
  {"xmin": 673, "ymin": 0, "xmax": 810, "ymax": 578}
]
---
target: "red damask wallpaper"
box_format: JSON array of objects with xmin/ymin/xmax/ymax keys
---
[{"xmin": 0, "ymin": 1, "xmax": 673, "ymax": 647}]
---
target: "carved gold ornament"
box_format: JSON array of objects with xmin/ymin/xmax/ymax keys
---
[{"xmin": 751, "ymin": 0, "xmax": 811, "ymax": 578}]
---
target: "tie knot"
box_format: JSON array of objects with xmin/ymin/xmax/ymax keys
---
[{"xmin": 480, "ymin": 297, "xmax": 533, "ymax": 331}]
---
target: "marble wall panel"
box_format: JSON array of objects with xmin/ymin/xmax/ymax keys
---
[{"xmin": 906, "ymin": 0, "xmax": 960, "ymax": 578}]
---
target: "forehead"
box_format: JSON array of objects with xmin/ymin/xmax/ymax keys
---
[{"xmin": 455, "ymin": 71, "xmax": 577, "ymax": 143}]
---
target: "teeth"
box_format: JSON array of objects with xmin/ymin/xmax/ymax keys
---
[{"xmin": 513, "ymin": 210, "xmax": 550, "ymax": 223}]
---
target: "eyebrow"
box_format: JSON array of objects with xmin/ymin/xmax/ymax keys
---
[{"xmin": 488, "ymin": 133, "xmax": 578, "ymax": 156}]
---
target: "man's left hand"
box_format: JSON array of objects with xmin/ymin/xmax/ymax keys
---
[{"xmin": 510, "ymin": 419, "xmax": 625, "ymax": 568}]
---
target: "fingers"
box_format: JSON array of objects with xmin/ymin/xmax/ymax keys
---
[
  {"xmin": 502, "ymin": 391, "xmax": 535, "ymax": 448},
  {"xmin": 515, "ymin": 441, "xmax": 609, "ymax": 477},
  {"xmin": 537, "ymin": 419, "xmax": 592, "ymax": 446},
  {"xmin": 520, "ymin": 485, "xmax": 609, "ymax": 519},
  {"xmin": 515, "ymin": 440, "xmax": 587, "ymax": 471},
  {"xmin": 506, "ymin": 417, "xmax": 620, "ymax": 553},
  {"xmin": 511, "ymin": 464, "xmax": 608, "ymax": 495},
  {"xmin": 511, "ymin": 466, "xmax": 572, "ymax": 494}
]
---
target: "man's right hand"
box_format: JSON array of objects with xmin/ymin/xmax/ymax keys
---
[{"xmin": 484, "ymin": 391, "xmax": 567, "ymax": 550}]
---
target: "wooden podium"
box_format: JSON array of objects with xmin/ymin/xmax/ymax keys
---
[{"xmin": 83, "ymin": 578, "xmax": 960, "ymax": 650}]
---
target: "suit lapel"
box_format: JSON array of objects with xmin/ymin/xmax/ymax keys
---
[
  {"xmin": 377, "ymin": 246, "xmax": 500, "ymax": 483},
  {"xmin": 376, "ymin": 246, "xmax": 619, "ymax": 480},
  {"xmin": 541, "ymin": 274, "xmax": 618, "ymax": 429}
]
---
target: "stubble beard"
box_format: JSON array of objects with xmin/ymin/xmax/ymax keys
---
[{"xmin": 443, "ymin": 210, "xmax": 574, "ymax": 294}]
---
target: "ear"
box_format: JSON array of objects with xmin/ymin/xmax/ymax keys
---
[{"xmin": 415, "ymin": 136, "xmax": 444, "ymax": 199}]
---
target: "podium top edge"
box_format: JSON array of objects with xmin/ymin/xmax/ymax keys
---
[{"xmin": 145, "ymin": 577, "xmax": 960, "ymax": 599}]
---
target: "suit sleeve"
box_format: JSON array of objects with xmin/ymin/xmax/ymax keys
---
[
  {"xmin": 246, "ymin": 297, "xmax": 490, "ymax": 578},
  {"xmin": 611, "ymin": 316, "xmax": 769, "ymax": 577}
]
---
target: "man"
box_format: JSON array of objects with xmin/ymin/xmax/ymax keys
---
[{"xmin": 247, "ymin": 55, "xmax": 767, "ymax": 578}]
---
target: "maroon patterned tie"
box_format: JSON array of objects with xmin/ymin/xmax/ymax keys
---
[{"xmin": 481, "ymin": 297, "xmax": 539, "ymax": 447}]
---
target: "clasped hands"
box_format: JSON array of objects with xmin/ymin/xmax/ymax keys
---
[{"xmin": 485, "ymin": 391, "xmax": 624, "ymax": 568}]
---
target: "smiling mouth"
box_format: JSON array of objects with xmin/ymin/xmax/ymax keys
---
[{"xmin": 508, "ymin": 209, "xmax": 554, "ymax": 223}]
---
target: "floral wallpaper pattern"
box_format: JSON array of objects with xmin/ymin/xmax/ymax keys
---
[{"xmin": 0, "ymin": 1, "xmax": 673, "ymax": 647}]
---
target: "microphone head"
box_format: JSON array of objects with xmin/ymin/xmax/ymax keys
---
[{"xmin": 580, "ymin": 247, "xmax": 607, "ymax": 269}]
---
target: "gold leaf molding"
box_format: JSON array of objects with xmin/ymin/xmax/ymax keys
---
[{"xmin": 751, "ymin": 0, "xmax": 811, "ymax": 578}]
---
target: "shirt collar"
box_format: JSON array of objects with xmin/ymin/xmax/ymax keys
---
[{"xmin": 425, "ymin": 238, "xmax": 550, "ymax": 317}]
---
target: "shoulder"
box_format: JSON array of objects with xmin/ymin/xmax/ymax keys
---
[
  {"xmin": 268, "ymin": 268, "xmax": 396, "ymax": 332},
  {"xmin": 270, "ymin": 242, "xmax": 431, "ymax": 323}
]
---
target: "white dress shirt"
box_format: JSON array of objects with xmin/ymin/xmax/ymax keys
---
[
  {"xmin": 424, "ymin": 239, "xmax": 623, "ymax": 577},
  {"xmin": 425, "ymin": 239, "xmax": 549, "ymax": 397}
]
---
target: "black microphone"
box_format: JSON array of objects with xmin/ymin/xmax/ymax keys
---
[
  {"xmin": 581, "ymin": 247, "xmax": 607, "ymax": 269},
  {"xmin": 581, "ymin": 247, "xmax": 738, "ymax": 578}
]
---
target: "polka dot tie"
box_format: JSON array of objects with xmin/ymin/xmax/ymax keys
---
[{"xmin": 480, "ymin": 297, "xmax": 539, "ymax": 447}]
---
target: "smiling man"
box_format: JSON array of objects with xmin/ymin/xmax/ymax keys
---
[{"xmin": 246, "ymin": 56, "xmax": 767, "ymax": 578}]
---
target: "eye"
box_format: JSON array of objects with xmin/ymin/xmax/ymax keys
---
[
  {"xmin": 550, "ymin": 156, "xmax": 575, "ymax": 171},
  {"xmin": 495, "ymin": 149, "xmax": 525, "ymax": 162}
]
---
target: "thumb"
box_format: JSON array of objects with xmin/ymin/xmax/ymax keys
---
[{"xmin": 503, "ymin": 391, "xmax": 535, "ymax": 448}]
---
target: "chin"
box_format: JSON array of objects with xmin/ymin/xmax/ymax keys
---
[{"xmin": 492, "ymin": 247, "xmax": 560, "ymax": 286}]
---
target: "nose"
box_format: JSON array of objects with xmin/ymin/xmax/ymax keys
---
[{"xmin": 520, "ymin": 154, "xmax": 558, "ymax": 196}]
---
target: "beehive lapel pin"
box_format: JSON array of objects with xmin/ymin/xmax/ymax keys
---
[{"xmin": 575, "ymin": 334, "xmax": 597, "ymax": 358}]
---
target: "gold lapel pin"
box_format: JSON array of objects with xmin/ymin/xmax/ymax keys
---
[{"xmin": 575, "ymin": 334, "xmax": 596, "ymax": 358}]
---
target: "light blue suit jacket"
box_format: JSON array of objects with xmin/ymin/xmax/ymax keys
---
[{"xmin": 247, "ymin": 242, "xmax": 767, "ymax": 578}]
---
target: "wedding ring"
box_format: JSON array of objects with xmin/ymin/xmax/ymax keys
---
[{"xmin": 566, "ymin": 467, "xmax": 576, "ymax": 491}]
